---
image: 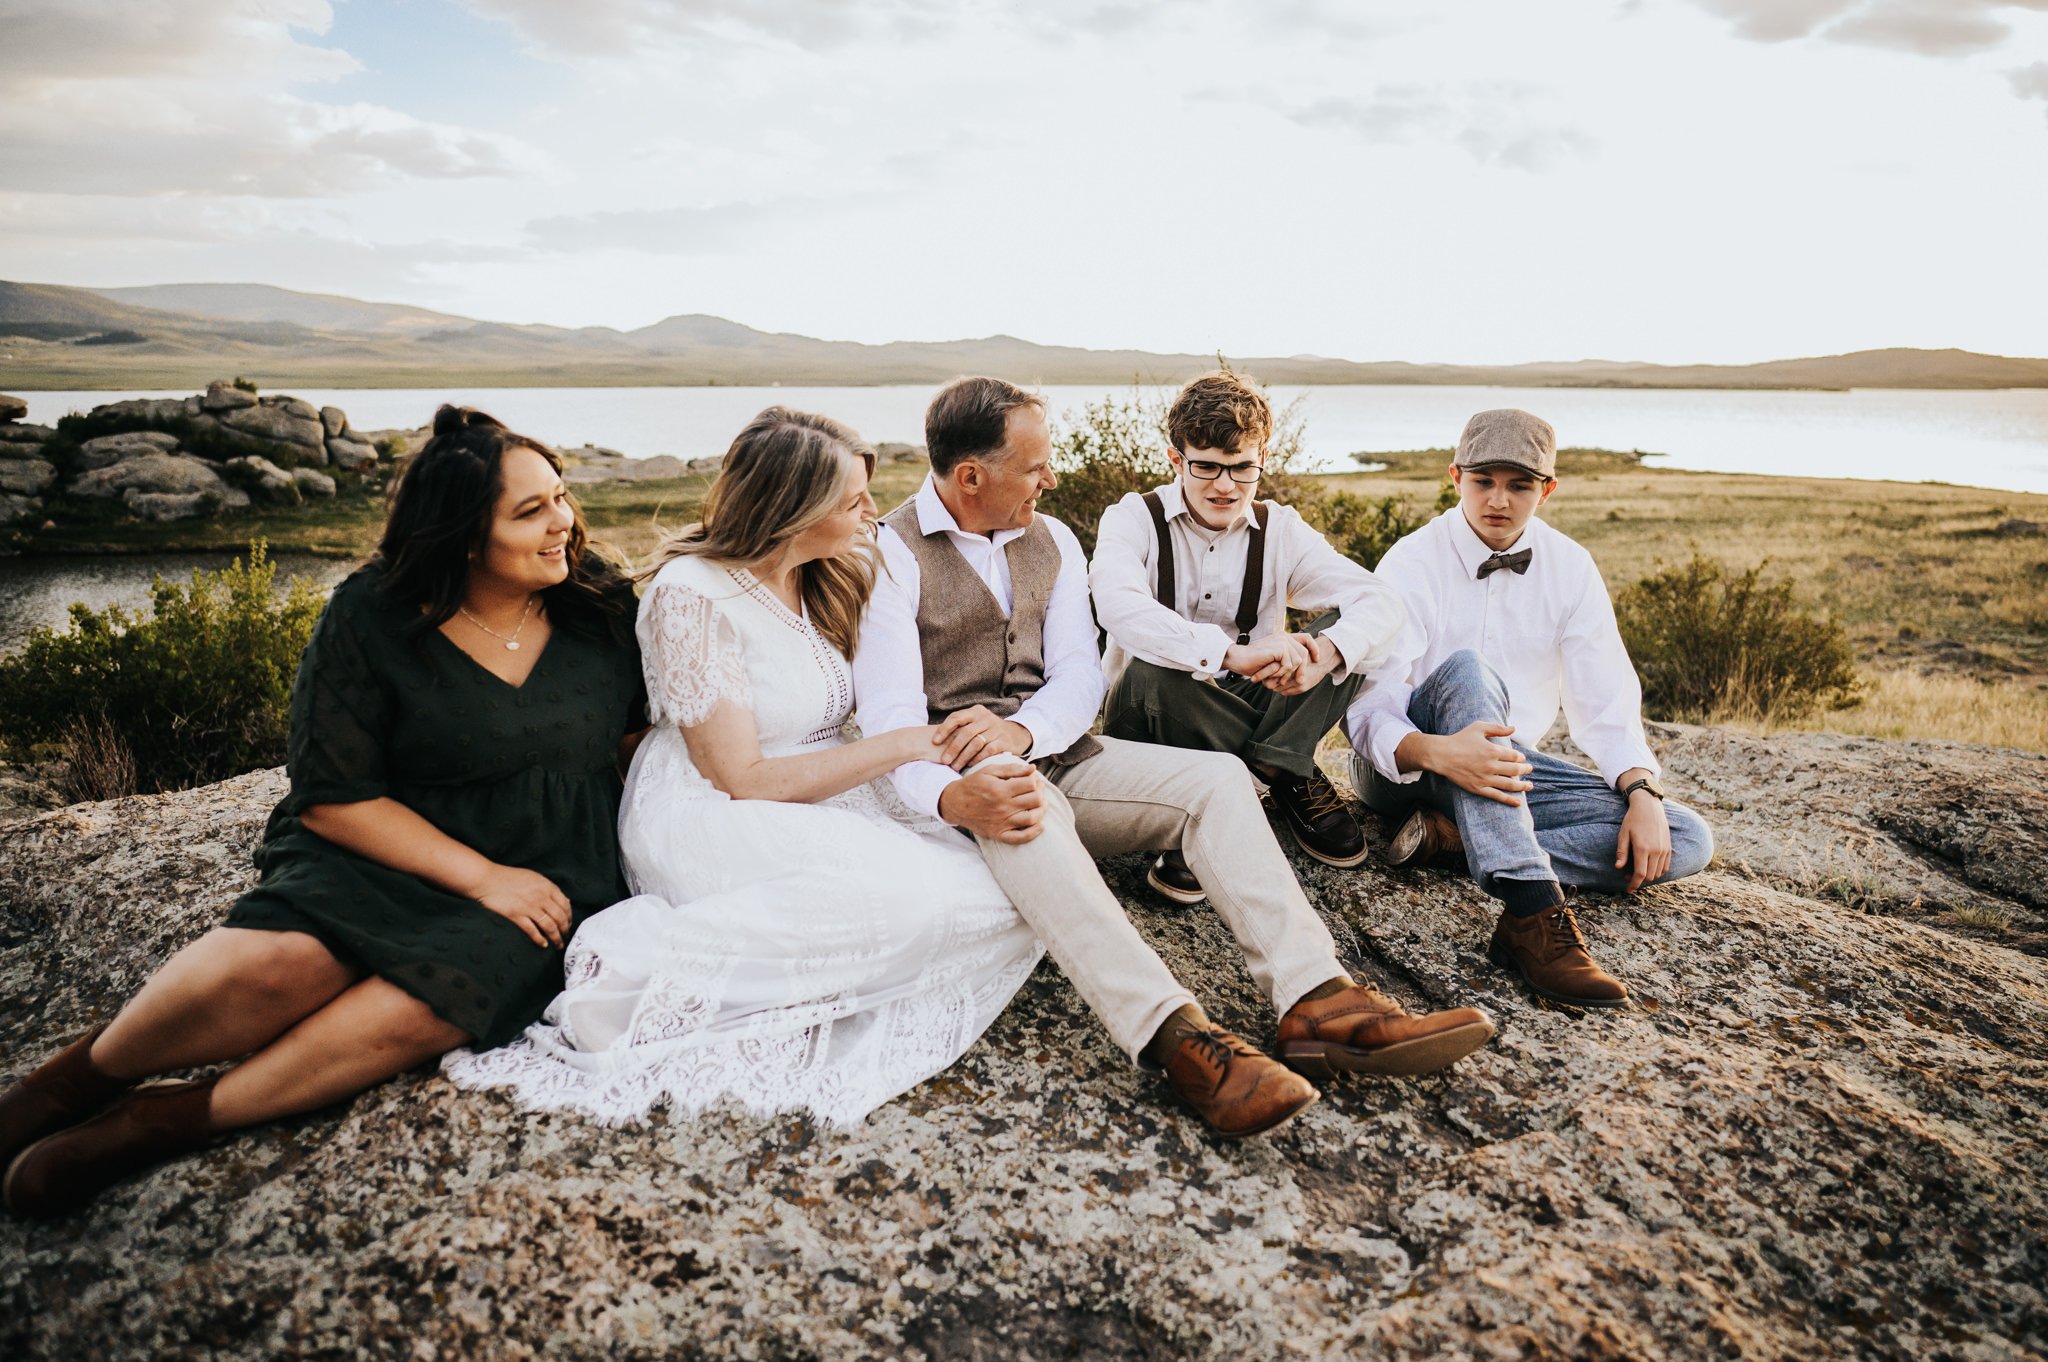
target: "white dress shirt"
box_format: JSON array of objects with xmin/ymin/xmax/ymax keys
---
[
  {"xmin": 1347, "ymin": 508, "xmax": 1660, "ymax": 789},
  {"xmin": 854, "ymin": 476, "xmax": 1107, "ymax": 820},
  {"xmin": 1091, "ymin": 481, "xmax": 1408, "ymax": 684}
]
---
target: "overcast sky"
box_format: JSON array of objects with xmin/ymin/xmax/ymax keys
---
[{"xmin": 2, "ymin": 0, "xmax": 2044, "ymax": 364}]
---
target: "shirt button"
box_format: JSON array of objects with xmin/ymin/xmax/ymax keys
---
[{"xmin": 1204, "ymin": 592, "xmax": 1212, "ymax": 599}]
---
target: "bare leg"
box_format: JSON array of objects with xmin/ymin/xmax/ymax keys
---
[
  {"xmin": 90, "ymin": 928, "xmax": 360, "ymax": 1080},
  {"xmin": 208, "ymin": 977, "xmax": 468, "ymax": 1130}
]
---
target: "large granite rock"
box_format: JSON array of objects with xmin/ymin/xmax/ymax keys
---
[
  {"xmin": 218, "ymin": 404, "xmax": 325, "ymax": 452},
  {"xmin": 291, "ymin": 467, "xmax": 337, "ymax": 499},
  {"xmin": 0, "ymin": 456, "xmax": 56, "ymax": 496},
  {"xmin": 200, "ymin": 381, "xmax": 257, "ymax": 413},
  {"xmin": 0, "ymin": 393, "xmax": 27, "ymax": 422},
  {"xmin": 67, "ymin": 453, "xmax": 234, "ymax": 502},
  {"xmin": 88, "ymin": 397, "xmax": 188, "ymax": 424},
  {"xmin": 1, "ymin": 730, "xmax": 2043, "ymax": 1359},
  {"xmin": 319, "ymin": 406, "xmax": 348, "ymax": 439},
  {"xmin": 0, "ymin": 491, "xmax": 40, "ymax": 525},
  {"xmin": 224, "ymin": 455, "xmax": 302, "ymax": 507},
  {"xmin": 0, "ymin": 422, "xmax": 56, "ymax": 445},
  {"xmin": 74, "ymin": 430, "xmax": 181, "ymax": 471},
  {"xmin": 325, "ymin": 436, "xmax": 377, "ymax": 472},
  {"xmin": 123, "ymin": 487, "xmax": 250, "ymax": 521}
]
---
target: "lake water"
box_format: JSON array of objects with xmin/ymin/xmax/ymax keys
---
[
  {"xmin": 7, "ymin": 382, "xmax": 2045, "ymax": 655},
  {"xmin": 19, "ymin": 382, "xmax": 2048, "ymax": 494}
]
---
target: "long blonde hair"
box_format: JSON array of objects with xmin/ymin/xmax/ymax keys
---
[{"xmin": 643, "ymin": 406, "xmax": 879, "ymax": 658}]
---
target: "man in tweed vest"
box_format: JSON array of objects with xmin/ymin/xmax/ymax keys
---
[{"xmin": 854, "ymin": 376, "xmax": 1496, "ymax": 1139}]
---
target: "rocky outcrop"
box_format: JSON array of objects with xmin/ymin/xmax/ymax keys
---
[
  {"xmin": 561, "ymin": 445, "xmax": 695, "ymax": 484},
  {"xmin": 0, "ymin": 422, "xmax": 57, "ymax": 445},
  {"xmin": 218, "ymin": 402, "xmax": 325, "ymax": 453},
  {"xmin": 68, "ymin": 452, "xmax": 237, "ymax": 502},
  {"xmin": 224, "ymin": 454, "xmax": 302, "ymax": 507},
  {"xmin": 292, "ymin": 467, "xmax": 337, "ymax": 499},
  {"xmin": 0, "ymin": 392, "xmax": 26, "ymax": 423},
  {"xmin": 0, "ymin": 457, "xmax": 56, "ymax": 497},
  {"xmin": 200, "ymin": 380, "xmax": 257, "ymax": 413},
  {"xmin": 74, "ymin": 430, "xmax": 179, "ymax": 471},
  {"xmin": 324, "ymin": 435, "xmax": 377, "ymax": 471},
  {"xmin": 1, "ymin": 729, "xmax": 2042, "ymax": 1360}
]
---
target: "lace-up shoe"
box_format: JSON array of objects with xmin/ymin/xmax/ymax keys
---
[
  {"xmin": 1267, "ymin": 768, "xmax": 1367, "ymax": 867},
  {"xmin": 1145, "ymin": 849, "xmax": 1207, "ymax": 906},
  {"xmin": 1487, "ymin": 903, "xmax": 1630, "ymax": 1008},
  {"xmin": 1276, "ymin": 984, "xmax": 1494, "ymax": 1078},
  {"xmin": 1385, "ymin": 807, "xmax": 1463, "ymax": 870},
  {"xmin": 1159, "ymin": 1026, "xmax": 1318, "ymax": 1139}
]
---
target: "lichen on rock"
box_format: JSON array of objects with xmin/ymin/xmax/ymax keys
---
[{"xmin": 1, "ymin": 733, "xmax": 2044, "ymax": 1360}]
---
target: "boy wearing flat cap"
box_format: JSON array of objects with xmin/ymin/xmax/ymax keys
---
[{"xmin": 1346, "ymin": 409, "xmax": 1713, "ymax": 1008}]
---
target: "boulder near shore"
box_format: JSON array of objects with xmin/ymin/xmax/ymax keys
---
[
  {"xmin": 1, "ymin": 724, "xmax": 2043, "ymax": 1361},
  {"xmin": 0, "ymin": 382, "xmax": 382, "ymax": 530}
]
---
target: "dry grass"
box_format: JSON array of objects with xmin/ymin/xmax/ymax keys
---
[{"xmin": 1321, "ymin": 451, "xmax": 2048, "ymax": 753}]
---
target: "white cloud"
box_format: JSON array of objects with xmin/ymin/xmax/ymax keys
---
[
  {"xmin": 1687, "ymin": 0, "xmax": 2048, "ymax": 55},
  {"xmin": 0, "ymin": 0, "xmax": 351, "ymax": 83},
  {"xmin": 1278, "ymin": 85, "xmax": 1597, "ymax": 170}
]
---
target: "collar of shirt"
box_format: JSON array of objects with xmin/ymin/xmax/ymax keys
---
[
  {"xmin": 913, "ymin": 475, "xmax": 1029, "ymax": 554},
  {"xmin": 1445, "ymin": 507, "xmax": 1536, "ymax": 577},
  {"xmin": 1157, "ymin": 478, "xmax": 1250, "ymax": 544}
]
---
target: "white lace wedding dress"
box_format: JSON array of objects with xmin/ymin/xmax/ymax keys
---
[{"xmin": 443, "ymin": 554, "xmax": 1043, "ymax": 1126}]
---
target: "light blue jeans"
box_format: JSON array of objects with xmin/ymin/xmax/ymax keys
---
[{"xmin": 1350, "ymin": 650, "xmax": 1713, "ymax": 897}]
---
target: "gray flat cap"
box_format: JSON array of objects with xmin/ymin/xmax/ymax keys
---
[{"xmin": 1454, "ymin": 408, "xmax": 1556, "ymax": 479}]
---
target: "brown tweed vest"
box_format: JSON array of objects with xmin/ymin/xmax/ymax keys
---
[{"xmin": 881, "ymin": 498, "xmax": 1101, "ymax": 766}]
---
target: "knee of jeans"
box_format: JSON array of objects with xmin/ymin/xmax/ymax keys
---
[
  {"xmin": 1438, "ymin": 649, "xmax": 1509, "ymax": 712},
  {"xmin": 1666, "ymin": 805, "xmax": 1714, "ymax": 879}
]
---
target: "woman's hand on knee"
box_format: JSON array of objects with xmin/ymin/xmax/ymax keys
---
[{"xmin": 468, "ymin": 865, "xmax": 573, "ymax": 948}]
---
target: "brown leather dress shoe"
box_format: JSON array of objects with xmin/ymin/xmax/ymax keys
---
[
  {"xmin": 1159, "ymin": 1027, "xmax": 1319, "ymax": 1139},
  {"xmin": 1488, "ymin": 904, "xmax": 1630, "ymax": 1009},
  {"xmin": 1145, "ymin": 848, "xmax": 1207, "ymax": 906},
  {"xmin": 1276, "ymin": 984, "xmax": 1495, "ymax": 1078},
  {"xmin": 1268, "ymin": 769, "xmax": 1368, "ymax": 867},
  {"xmin": 5, "ymin": 1076, "xmax": 218, "ymax": 1219},
  {"xmin": 0, "ymin": 1026, "xmax": 132, "ymax": 1172},
  {"xmin": 1385, "ymin": 807, "xmax": 1463, "ymax": 870}
]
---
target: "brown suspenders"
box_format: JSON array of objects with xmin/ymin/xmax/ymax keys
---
[{"xmin": 1139, "ymin": 491, "xmax": 1268, "ymax": 645}]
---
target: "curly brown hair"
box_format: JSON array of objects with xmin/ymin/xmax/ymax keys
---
[{"xmin": 1166, "ymin": 370, "xmax": 1273, "ymax": 455}]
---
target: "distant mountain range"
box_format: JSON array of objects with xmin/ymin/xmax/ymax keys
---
[{"xmin": 3, "ymin": 279, "xmax": 2044, "ymax": 391}]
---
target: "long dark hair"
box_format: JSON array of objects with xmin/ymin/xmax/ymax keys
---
[{"xmin": 374, "ymin": 405, "xmax": 633, "ymax": 645}]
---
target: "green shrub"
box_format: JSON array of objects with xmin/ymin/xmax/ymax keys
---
[
  {"xmin": 0, "ymin": 544, "xmax": 328, "ymax": 794},
  {"xmin": 1300, "ymin": 490, "xmax": 1431, "ymax": 570},
  {"xmin": 1616, "ymin": 555, "xmax": 1862, "ymax": 724},
  {"xmin": 233, "ymin": 376, "xmax": 259, "ymax": 393}
]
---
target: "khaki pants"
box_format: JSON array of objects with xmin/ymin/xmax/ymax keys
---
[{"xmin": 972, "ymin": 736, "xmax": 1346, "ymax": 1061}]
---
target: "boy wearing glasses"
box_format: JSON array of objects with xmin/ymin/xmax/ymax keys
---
[{"xmin": 1091, "ymin": 370, "xmax": 1408, "ymax": 903}]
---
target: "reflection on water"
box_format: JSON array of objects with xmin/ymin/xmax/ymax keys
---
[{"xmin": 0, "ymin": 553, "xmax": 356, "ymax": 657}]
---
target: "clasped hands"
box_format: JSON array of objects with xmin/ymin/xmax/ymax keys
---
[
  {"xmin": 924, "ymin": 703, "xmax": 1045, "ymax": 845},
  {"xmin": 1222, "ymin": 630, "xmax": 1338, "ymax": 696}
]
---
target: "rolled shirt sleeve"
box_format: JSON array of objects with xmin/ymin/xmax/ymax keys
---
[{"xmin": 1344, "ymin": 541, "xmax": 1432, "ymax": 786}]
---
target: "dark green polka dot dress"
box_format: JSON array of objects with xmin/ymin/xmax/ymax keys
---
[{"xmin": 227, "ymin": 565, "xmax": 646, "ymax": 1048}]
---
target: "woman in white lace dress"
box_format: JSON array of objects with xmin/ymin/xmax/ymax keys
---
[{"xmin": 444, "ymin": 408, "xmax": 1043, "ymax": 1126}]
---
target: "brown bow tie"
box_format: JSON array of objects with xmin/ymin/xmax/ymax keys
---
[{"xmin": 1477, "ymin": 548, "xmax": 1532, "ymax": 579}]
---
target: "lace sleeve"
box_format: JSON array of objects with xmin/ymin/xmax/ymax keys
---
[{"xmin": 641, "ymin": 578, "xmax": 753, "ymax": 728}]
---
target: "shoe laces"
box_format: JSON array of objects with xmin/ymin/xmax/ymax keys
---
[
  {"xmin": 1295, "ymin": 771, "xmax": 1349, "ymax": 821},
  {"xmin": 1186, "ymin": 1027, "xmax": 1257, "ymax": 1072},
  {"xmin": 1544, "ymin": 904, "xmax": 1591, "ymax": 961}
]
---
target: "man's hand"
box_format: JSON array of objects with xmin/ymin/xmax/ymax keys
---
[
  {"xmin": 1614, "ymin": 789, "xmax": 1672, "ymax": 893},
  {"xmin": 934, "ymin": 704, "xmax": 1034, "ymax": 771},
  {"xmin": 1223, "ymin": 632, "xmax": 1309, "ymax": 684},
  {"xmin": 1264, "ymin": 632, "xmax": 1341, "ymax": 696},
  {"xmin": 937, "ymin": 766, "xmax": 1047, "ymax": 844},
  {"xmin": 1416, "ymin": 722, "xmax": 1533, "ymax": 805}
]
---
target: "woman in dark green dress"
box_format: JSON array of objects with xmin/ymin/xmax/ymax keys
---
[{"xmin": 0, "ymin": 406, "xmax": 645, "ymax": 1217}]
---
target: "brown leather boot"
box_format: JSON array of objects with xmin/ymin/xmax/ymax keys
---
[
  {"xmin": 1276, "ymin": 984, "xmax": 1495, "ymax": 1078},
  {"xmin": 0, "ymin": 1026, "xmax": 133, "ymax": 1171},
  {"xmin": 1386, "ymin": 808, "xmax": 1463, "ymax": 870},
  {"xmin": 1488, "ymin": 904, "xmax": 1630, "ymax": 1008},
  {"xmin": 1158, "ymin": 1027, "xmax": 1318, "ymax": 1139},
  {"xmin": 4, "ymin": 1076, "xmax": 218, "ymax": 1219}
]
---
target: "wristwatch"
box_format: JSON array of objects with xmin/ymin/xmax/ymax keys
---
[{"xmin": 1618, "ymin": 775, "xmax": 1666, "ymax": 803}]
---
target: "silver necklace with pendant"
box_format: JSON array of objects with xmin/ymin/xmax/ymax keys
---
[{"xmin": 459, "ymin": 595, "xmax": 536, "ymax": 650}]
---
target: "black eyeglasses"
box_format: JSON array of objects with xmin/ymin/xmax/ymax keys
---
[{"xmin": 1179, "ymin": 453, "xmax": 1264, "ymax": 484}]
